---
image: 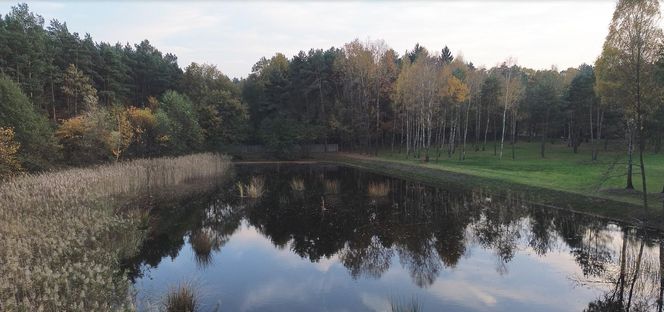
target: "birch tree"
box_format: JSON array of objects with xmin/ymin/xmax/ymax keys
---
[
  {"xmin": 499, "ymin": 58, "xmax": 523, "ymax": 160},
  {"xmin": 599, "ymin": 0, "xmax": 663, "ymax": 211}
]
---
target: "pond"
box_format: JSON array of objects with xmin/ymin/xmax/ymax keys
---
[{"xmin": 125, "ymin": 163, "xmax": 664, "ymax": 312}]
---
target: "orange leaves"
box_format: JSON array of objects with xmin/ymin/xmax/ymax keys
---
[{"xmin": 55, "ymin": 116, "xmax": 88, "ymax": 141}]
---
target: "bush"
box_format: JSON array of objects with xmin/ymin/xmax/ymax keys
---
[
  {"xmin": 0, "ymin": 127, "xmax": 22, "ymax": 179},
  {"xmin": 198, "ymin": 89, "xmax": 249, "ymax": 148},
  {"xmin": 0, "ymin": 74, "xmax": 60, "ymax": 169},
  {"xmin": 127, "ymin": 106, "xmax": 158, "ymax": 157},
  {"xmin": 258, "ymin": 116, "xmax": 304, "ymax": 160},
  {"xmin": 157, "ymin": 90, "xmax": 204, "ymax": 154},
  {"xmin": 56, "ymin": 108, "xmax": 113, "ymax": 165}
]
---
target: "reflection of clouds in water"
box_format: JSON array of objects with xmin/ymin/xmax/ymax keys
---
[
  {"xmin": 239, "ymin": 278, "xmax": 309, "ymax": 311},
  {"xmin": 425, "ymin": 278, "xmax": 570, "ymax": 311},
  {"xmin": 313, "ymin": 255, "xmax": 338, "ymax": 273},
  {"xmin": 427, "ymin": 248, "xmax": 594, "ymax": 311},
  {"xmin": 360, "ymin": 293, "xmax": 391, "ymax": 312},
  {"xmin": 132, "ymin": 165, "xmax": 663, "ymax": 311}
]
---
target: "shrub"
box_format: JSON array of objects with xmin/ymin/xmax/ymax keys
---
[
  {"xmin": 0, "ymin": 127, "xmax": 22, "ymax": 179},
  {"xmin": 0, "ymin": 74, "xmax": 60, "ymax": 169},
  {"xmin": 56, "ymin": 109, "xmax": 113, "ymax": 165},
  {"xmin": 157, "ymin": 90, "xmax": 204, "ymax": 154}
]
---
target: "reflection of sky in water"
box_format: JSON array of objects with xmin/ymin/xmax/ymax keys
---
[{"xmin": 135, "ymin": 221, "xmax": 602, "ymax": 312}]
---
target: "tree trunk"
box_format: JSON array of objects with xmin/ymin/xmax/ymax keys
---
[
  {"xmin": 462, "ymin": 98, "xmax": 471, "ymax": 160},
  {"xmin": 627, "ymin": 128, "xmax": 635, "ymax": 190},
  {"xmin": 494, "ymin": 117, "xmax": 498, "ymax": 156},
  {"xmin": 484, "ymin": 106, "xmax": 490, "ymax": 151},
  {"xmin": 659, "ymin": 241, "xmax": 664, "ymax": 312},
  {"xmin": 627, "ymin": 239, "xmax": 645, "ymax": 311},
  {"xmin": 50, "ymin": 75, "xmax": 57, "ymax": 121},
  {"xmin": 618, "ymin": 229, "xmax": 627, "ymax": 307},
  {"xmin": 590, "ymin": 101, "xmax": 595, "ymax": 161},
  {"xmin": 541, "ymin": 108, "xmax": 550, "ymax": 158},
  {"xmin": 511, "ymin": 109, "xmax": 517, "ymax": 160}
]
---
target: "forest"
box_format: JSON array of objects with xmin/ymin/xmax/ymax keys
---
[{"xmin": 1, "ymin": 2, "xmax": 663, "ymax": 198}]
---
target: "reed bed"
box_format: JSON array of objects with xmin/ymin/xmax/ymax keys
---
[
  {"xmin": 367, "ymin": 181, "xmax": 390, "ymax": 197},
  {"xmin": 289, "ymin": 177, "xmax": 305, "ymax": 192},
  {"xmin": 0, "ymin": 153, "xmax": 230, "ymax": 311}
]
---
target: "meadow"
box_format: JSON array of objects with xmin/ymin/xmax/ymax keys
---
[
  {"xmin": 0, "ymin": 153, "xmax": 230, "ymax": 312},
  {"xmin": 373, "ymin": 141, "xmax": 664, "ymax": 207}
]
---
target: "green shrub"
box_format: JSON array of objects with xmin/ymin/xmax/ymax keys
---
[{"xmin": 0, "ymin": 74, "xmax": 60, "ymax": 169}]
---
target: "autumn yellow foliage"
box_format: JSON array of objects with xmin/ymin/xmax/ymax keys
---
[
  {"xmin": 108, "ymin": 106, "xmax": 134, "ymax": 161},
  {"xmin": 0, "ymin": 127, "xmax": 22, "ymax": 179}
]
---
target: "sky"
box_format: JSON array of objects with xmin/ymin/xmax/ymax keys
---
[{"xmin": 4, "ymin": 1, "xmax": 620, "ymax": 79}]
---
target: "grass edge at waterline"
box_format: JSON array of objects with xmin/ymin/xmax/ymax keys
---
[{"xmin": 320, "ymin": 153, "xmax": 664, "ymax": 228}]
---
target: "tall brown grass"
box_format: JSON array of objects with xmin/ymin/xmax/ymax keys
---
[
  {"xmin": 0, "ymin": 153, "xmax": 230, "ymax": 311},
  {"xmin": 245, "ymin": 176, "xmax": 265, "ymax": 198},
  {"xmin": 164, "ymin": 282, "xmax": 198, "ymax": 312},
  {"xmin": 290, "ymin": 177, "xmax": 305, "ymax": 192},
  {"xmin": 324, "ymin": 179, "xmax": 339, "ymax": 194},
  {"xmin": 367, "ymin": 181, "xmax": 390, "ymax": 197}
]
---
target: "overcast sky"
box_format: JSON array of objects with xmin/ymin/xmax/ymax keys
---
[{"xmin": 8, "ymin": 1, "xmax": 620, "ymax": 79}]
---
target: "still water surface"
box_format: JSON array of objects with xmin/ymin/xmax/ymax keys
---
[{"xmin": 127, "ymin": 164, "xmax": 664, "ymax": 311}]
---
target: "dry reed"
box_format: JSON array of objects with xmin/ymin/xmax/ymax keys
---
[
  {"xmin": 0, "ymin": 153, "xmax": 230, "ymax": 311},
  {"xmin": 164, "ymin": 282, "xmax": 198, "ymax": 312},
  {"xmin": 324, "ymin": 179, "xmax": 339, "ymax": 194},
  {"xmin": 367, "ymin": 182, "xmax": 390, "ymax": 197},
  {"xmin": 245, "ymin": 176, "xmax": 265, "ymax": 198},
  {"xmin": 290, "ymin": 177, "xmax": 305, "ymax": 192}
]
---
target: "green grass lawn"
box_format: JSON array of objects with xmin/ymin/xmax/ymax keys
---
[{"xmin": 375, "ymin": 141, "xmax": 664, "ymax": 206}]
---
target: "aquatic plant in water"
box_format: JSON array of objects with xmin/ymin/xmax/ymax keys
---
[
  {"xmin": 246, "ymin": 176, "xmax": 265, "ymax": 198},
  {"xmin": 164, "ymin": 282, "xmax": 198, "ymax": 312},
  {"xmin": 368, "ymin": 181, "xmax": 390, "ymax": 197},
  {"xmin": 323, "ymin": 179, "xmax": 340, "ymax": 195},
  {"xmin": 390, "ymin": 297, "xmax": 421, "ymax": 312},
  {"xmin": 290, "ymin": 177, "xmax": 305, "ymax": 192}
]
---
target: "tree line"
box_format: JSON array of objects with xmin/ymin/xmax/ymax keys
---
[
  {"xmin": 1, "ymin": 1, "xmax": 663, "ymax": 198},
  {"xmin": 0, "ymin": 4, "xmax": 247, "ymax": 174}
]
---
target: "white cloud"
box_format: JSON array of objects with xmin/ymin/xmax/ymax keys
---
[{"xmin": 13, "ymin": 1, "xmax": 622, "ymax": 78}]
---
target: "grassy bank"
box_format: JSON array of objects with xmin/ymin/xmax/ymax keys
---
[
  {"xmin": 374, "ymin": 141, "xmax": 664, "ymax": 206},
  {"xmin": 0, "ymin": 153, "xmax": 230, "ymax": 312}
]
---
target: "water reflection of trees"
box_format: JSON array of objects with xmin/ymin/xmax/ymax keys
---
[
  {"xmin": 125, "ymin": 164, "xmax": 664, "ymax": 310},
  {"xmin": 122, "ymin": 184, "xmax": 245, "ymax": 278},
  {"xmin": 239, "ymin": 165, "xmax": 664, "ymax": 308}
]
